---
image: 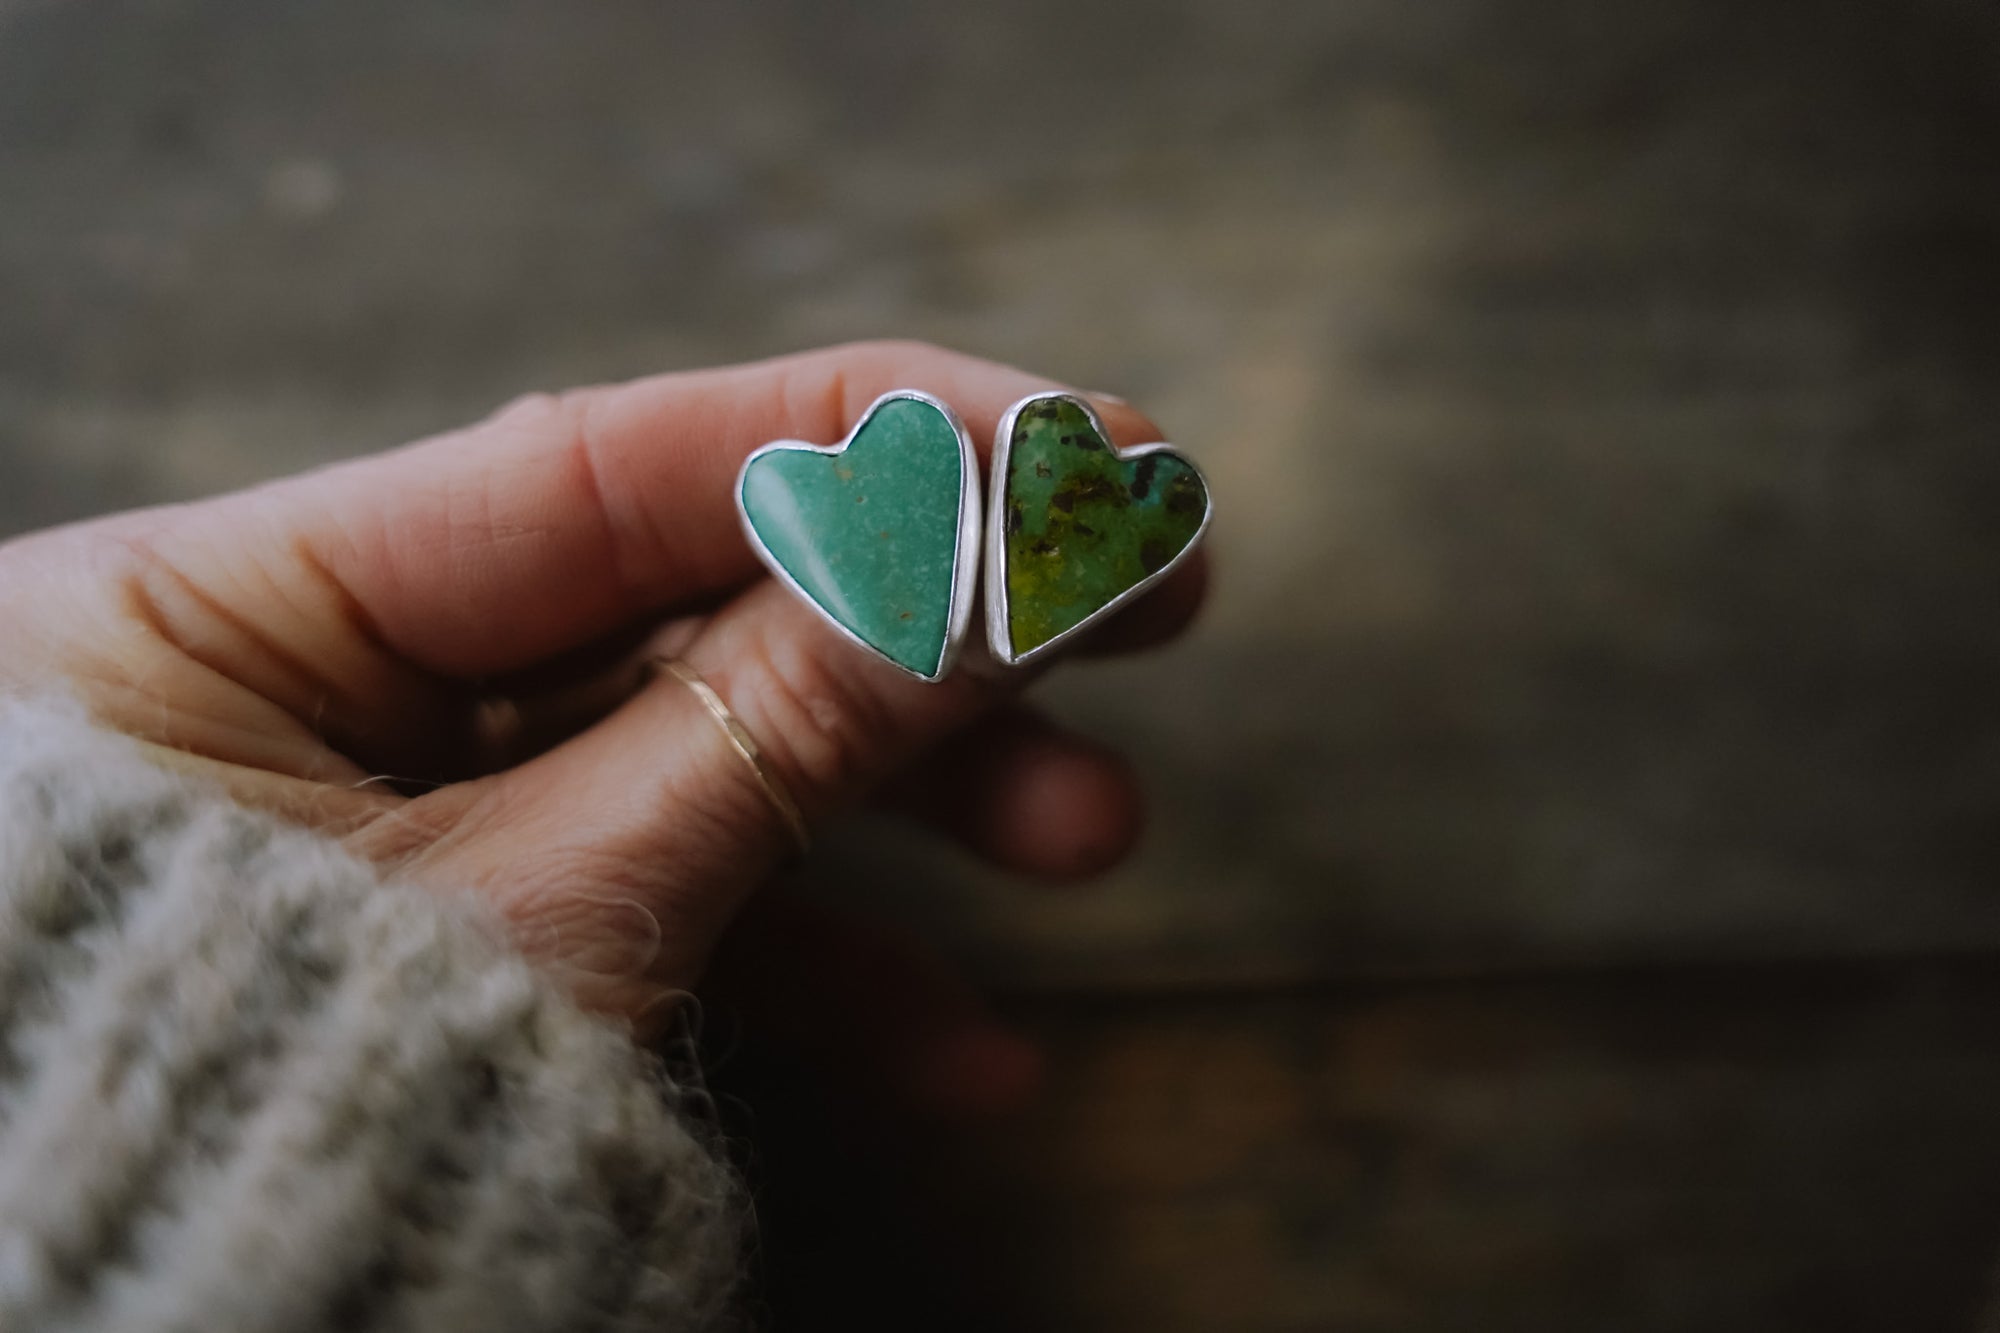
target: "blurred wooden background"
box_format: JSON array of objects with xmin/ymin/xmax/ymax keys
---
[{"xmin": 5, "ymin": 0, "xmax": 2000, "ymax": 1327}]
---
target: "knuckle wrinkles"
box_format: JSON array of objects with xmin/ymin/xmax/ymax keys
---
[
  {"xmin": 551, "ymin": 841, "xmax": 663, "ymax": 904},
  {"xmin": 344, "ymin": 788, "xmax": 470, "ymax": 870},
  {"xmin": 743, "ymin": 628, "xmax": 890, "ymax": 800},
  {"xmin": 671, "ymin": 771, "xmax": 768, "ymax": 862}
]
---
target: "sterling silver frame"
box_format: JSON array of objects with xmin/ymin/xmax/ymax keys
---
[
  {"xmin": 736, "ymin": 388, "xmax": 982, "ymax": 683},
  {"xmin": 984, "ymin": 392, "xmax": 1213, "ymax": 668}
]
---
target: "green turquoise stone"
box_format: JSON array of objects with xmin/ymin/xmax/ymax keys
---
[
  {"xmin": 1001, "ymin": 397, "xmax": 1208, "ymax": 658},
  {"xmin": 740, "ymin": 396, "xmax": 966, "ymax": 677}
]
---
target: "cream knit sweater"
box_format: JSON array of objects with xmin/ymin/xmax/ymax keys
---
[{"xmin": 0, "ymin": 701, "xmax": 744, "ymax": 1331}]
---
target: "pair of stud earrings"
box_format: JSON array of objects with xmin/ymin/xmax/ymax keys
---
[{"xmin": 736, "ymin": 390, "xmax": 1212, "ymax": 681}]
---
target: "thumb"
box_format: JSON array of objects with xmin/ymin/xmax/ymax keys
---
[{"xmin": 349, "ymin": 580, "xmax": 1001, "ymax": 1028}]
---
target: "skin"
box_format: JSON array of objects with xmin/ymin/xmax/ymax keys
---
[{"xmin": 0, "ymin": 341, "xmax": 1206, "ymax": 1117}]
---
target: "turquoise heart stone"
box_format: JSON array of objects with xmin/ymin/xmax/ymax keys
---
[
  {"xmin": 739, "ymin": 396, "xmax": 967, "ymax": 678},
  {"xmin": 999, "ymin": 397, "xmax": 1208, "ymax": 660}
]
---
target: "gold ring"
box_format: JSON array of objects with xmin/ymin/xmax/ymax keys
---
[{"xmin": 650, "ymin": 656, "xmax": 811, "ymax": 857}]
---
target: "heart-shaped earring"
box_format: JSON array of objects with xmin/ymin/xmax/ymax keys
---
[
  {"xmin": 985, "ymin": 392, "xmax": 1211, "ymax": 667},
  {"xmin": 737, "ymin": 390, "xmax": 981, "ymax": 682}
]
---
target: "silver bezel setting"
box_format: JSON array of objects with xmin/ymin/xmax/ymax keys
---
[
  {"xmin": 984, "ymin": 391, "xmax": 1213, "ymax": 669},
  {"xmin": 736, "ymin": 388, "xmax": 982, "ymax": 683}
]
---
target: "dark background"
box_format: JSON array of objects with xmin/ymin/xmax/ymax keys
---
[{"xmin": 6, "ymin": 1, "xmax": 2000, "ymax": 1328}]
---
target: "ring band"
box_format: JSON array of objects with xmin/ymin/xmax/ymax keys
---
[{"xmin": 650, "ymin": 656, "xmax": 811, "ymax": 857}]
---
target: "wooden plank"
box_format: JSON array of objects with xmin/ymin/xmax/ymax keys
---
[{"xmin": 718, "ymin": 961, "xmax": 2000, "ymax": 1331}]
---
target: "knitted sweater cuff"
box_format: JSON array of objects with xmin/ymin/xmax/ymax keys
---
[{"xmin": 0, "ymin": 700, "xmax": 742, "ymax": 1332}]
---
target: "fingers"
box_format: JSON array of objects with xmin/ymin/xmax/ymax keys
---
[
  {"xmin": 356, "ymin": 602, "xmax": 1163, "ymax": 1025},
  {"xmin": 348, "ymin": 667, "xmax": 778, "ymax": 1024},
  {"xmin": 120, "ymin": 343, "xmax": 1186, "ymax": 782},
  {"xmin": 269, "ymin": 341, "xmax": 1097, "ymax": 678},
  {"xmin": 354, "ymin": 578, "xmax": 1010, "ymax": 1021},
  {"xmin": 678, "ymin": 580, "xmax": 999, "ymax": 815},
  {"xmin": 882, "ymin": 705, "xmax": 1145, "ymax": 880}
]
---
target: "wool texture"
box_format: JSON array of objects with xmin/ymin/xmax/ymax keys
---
[{"xmin": 0, "ymin": 701, "xmax": 744, "ymax": 1332}]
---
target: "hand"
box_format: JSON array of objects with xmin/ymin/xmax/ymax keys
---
[{"xmin": 0, "ymin": 342, "xmax": 1206, "ymax": 1060}]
